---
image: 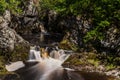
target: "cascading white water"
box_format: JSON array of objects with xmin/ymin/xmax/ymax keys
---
[
  {"xmin": 29, "ymin": 46, "xmax": 42, "ymax": 61},
  {"xmin": 5, "ymin": 46, "xmax": 84, "ymax": 80}
]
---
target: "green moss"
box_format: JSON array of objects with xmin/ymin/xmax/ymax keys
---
[
  {"xmin": 87, "ymin": 52, "xmax": 97, "ymax": 59},
  {"xmin": 87, "ymin": 59, "xmax": 100, "ymax": 67},
  {"xmin": 105, "ymin": 64, "xmax": 116, "ymax": 71},
  {"xmin": 64, "ymin": 53, "xmax": 89, "ymax": 66},
  {"xmin": 0, "ymin": 44, "xmax": 29, "ymax": 79},
  {"xmin": 70, "ymin": 58, "xmax": 82, "ymax": 65},
  {"xmin": 59, "ymin": 39, "xmax": 78, "ymax": 51},
  {"xmin": 0, "ymin": 57, "xmax": 8, "ymax": 75},
  {"xmin": 10, "ymin": 45, "xmax": 29, "ymax": 61}
]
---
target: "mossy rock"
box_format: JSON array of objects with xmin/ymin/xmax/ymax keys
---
[
  {"xmin": 9, "ymin": 44, "xmax": 30, "ymax": 62},
  {"xmin": 59, "ymin": 39, "xmax": 78, "ymax": 51},
  {"xmin": 0, "ymin": 44, "xmax": 30, "ymax": 79}
]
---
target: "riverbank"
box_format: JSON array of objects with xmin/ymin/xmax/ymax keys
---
[
  {"xmin": 0, "ymin": 51, "xmax": 120, "ymax": 80},
  {"xmin": 63, "ymin": 52, "xmax": 120, "ymax": 79}
]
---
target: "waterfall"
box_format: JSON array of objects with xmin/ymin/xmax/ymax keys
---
[
  {"xmin": 29, "ymin": 46, "xmax": 42, "ymax": 61},
  {"xmin": 5, "ymin": 46, "xmax": 84, "ymax": 80}
]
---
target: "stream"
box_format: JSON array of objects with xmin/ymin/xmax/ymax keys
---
[{"xmin": 4, "ymin": 45, "xmax": 118, "ymax": 80}]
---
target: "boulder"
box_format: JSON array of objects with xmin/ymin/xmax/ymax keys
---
[{"xmin": 0, "ymin": 16, "xmax": 29, "ymax": 53}]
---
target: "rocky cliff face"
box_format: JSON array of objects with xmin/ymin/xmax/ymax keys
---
[
  {"xmin": 1, "ymin": 0, "xmax": 119, "ymax": 56},
  {"xmin": 0, "ymin": 11, "xmax": 29, "ymax": 53},
  {"xmin": 100, "ymin": 26, "xmax": 120, "ymax": 55},
  {"xmin": 43, "ymin": 12, "xmax": 120, "ymax": 56}
]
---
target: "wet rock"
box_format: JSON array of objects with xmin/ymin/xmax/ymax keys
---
[
  {"xmin": 63, "ymin": 53, "xmax": 120, "ymax": 79},
  {"xmin": 3, "ymin": 74, "xmax": 21, "ymax": 80}
]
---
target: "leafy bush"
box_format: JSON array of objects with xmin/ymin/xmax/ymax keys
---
[
  {"xmin": 0, "ymin": 0, "xmax": 7, "ymax": 14},
  {"xmin": 39, "ymin": 0, "xmax": 120, "ymax": 42},
  {"xmin": 0, "ymin": 0, "xmax": 22, "ymax": 15},
  {"xmin": 84, "ymin": 20, "xmax": 110, "ymax": 42}
]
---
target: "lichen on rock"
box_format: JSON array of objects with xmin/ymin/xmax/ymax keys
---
[{"xmin": 0, "ymin": 12, "xmax": 29, "ymax": 53}]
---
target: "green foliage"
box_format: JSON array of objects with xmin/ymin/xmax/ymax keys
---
[
  {"xmin": 40, "ymin": 0, "xmax": 67, "ymax": 14},
  {"xmin": 0, "ymin": 0, "xmax": 7, "ymax": 14},
  {"xmin": 39, "ymin": 0, "xmax": 120, "ymax": 42},
  {"xmin": 40, "ymin": 0, "xmax": 91, "ymax": 15},
  {"xmin": 59, "ymin": 39, "xmax": 78, "ymax": 51},
  {"xmin": 0, "ymin": 0, "xmax": 22, "ymax": 15},
  {"xmin": 0, "ymin": 0, "xmax": 119, "ymax": 42},
  {"xmin": 88, "ymin": 59, "xmax": 100, "ymax": 67},
  {"xmin": 9, "ymin": 45, "xmax": 29, "ymax": 62},
  {"xmin": 83, "ymin": 0, "xmax": 119, "ymax": 42},
  {"xmin": 7, "ymin": 0, "xmax": 22, "ymax": 14},
  {"xmin": 84, "ymin": 20, "xmax": 110, "ymax": 42},
  {"xmin": 84, "ymin": 29, "xmax": 104, "ymax": 42},
  {"xmin": 105, "ymin": 64, "xmax": 116, "ymax": 70},
  {"xmin": 0, "ymin": 56, "xmax": 8, "ymax": 75}
]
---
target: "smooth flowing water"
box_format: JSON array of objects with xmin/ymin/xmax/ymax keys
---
[{"xmin": 5, "ymin": 46, "xmax": 117, "ymax": 80}]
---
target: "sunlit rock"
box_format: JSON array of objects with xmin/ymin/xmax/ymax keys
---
[{"xmin": 0, "ymin": 15, "xmax": 29, "ymax": 52}]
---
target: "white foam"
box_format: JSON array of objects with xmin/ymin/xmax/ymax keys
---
[{"xmin": 29, "ymin": 49, "xmax": 42, "ymax": 61}]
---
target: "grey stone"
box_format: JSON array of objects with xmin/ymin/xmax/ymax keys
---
[{"xmin": 0, "ymin": 12, "xmax": 29, "ymax": 52}]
